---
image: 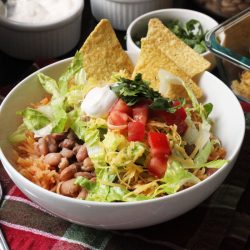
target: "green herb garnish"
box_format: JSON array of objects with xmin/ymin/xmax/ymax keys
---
[{"xmin": 111, "ymin": 74, "xmax": 184, "ymax": 113}]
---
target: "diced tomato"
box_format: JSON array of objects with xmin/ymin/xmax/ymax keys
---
[
  {"xmin": 128, "ymin": 121, "xmax": 145, "ymax": 141},
  {"xmin": 108, "ymin": 111, "xmax": 128, "ymax": 126},
  {"xmin": 151, "ymin": 101, "xmax": 187, "ymax": 127},
  {"xmin": 112, "ymin": 99, "xmax": 132, "ymax": 115},
  {"xmin": 148, "ymin": 155, "xmax": 168, "ymax": 178},
  {"xmin": 151, "ymin": 110, "xmax": 176, "ymax": 125},
  {"xmin": 177, "ymin": 120, "xmax": 188, "ymax": 135},
  {"xmin": 132, "ymin": 103, "xmax": 149, "ymax": 125},
  {"xmin": 172, "ymin": 100, "xmax": 187, "ymax": 122},
  {"xmin": 174, "ymin": 107, "xmax": 187, "ymax": 123},
  {"xmin": 148, "ymin": 132, "xmax": 171, "ymax": 156},
  {"xmin": 162, "ymin": 108, "xmax": 186, "ymax": 125}
]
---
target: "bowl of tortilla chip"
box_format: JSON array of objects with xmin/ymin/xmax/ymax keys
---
[
  {"xmin": 126, "ymin": 9, "xmax": 220, "ymax": 71},
  {"xmin": 0, "ymin": 19, "xmax": 245, "ymax": 230}
]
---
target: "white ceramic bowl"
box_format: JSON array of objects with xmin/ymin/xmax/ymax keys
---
[
  {"xmin": 126, "ymin": 8, "xmax": 219, "ymax": 70},
  {"xmin": 0, "ymin": 53, "xmax": 245, "ymax": 230},
  {"xmin": 90, "ymin": 0, "xmax": 173, "ymax": 31},
  {"xmin": 0, "ymin": 1, "xmax": 84, "ymax": 60}
]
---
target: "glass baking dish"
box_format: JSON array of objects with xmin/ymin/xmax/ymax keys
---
[{"xmin": 205, "ymin": 7, "xmax": 250, "ymax": 104}]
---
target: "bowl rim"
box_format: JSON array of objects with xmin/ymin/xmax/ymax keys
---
[
  {"xmin": 0, "ymin": 56, "xmax": 245, "ymax": 207},
  {"xmin": 126, "ymin": 8, "xmax": 219, "ymax": 57},
  {"xmin": 0, "ymin": 0, "xmax": 84, "ymax": 31}
]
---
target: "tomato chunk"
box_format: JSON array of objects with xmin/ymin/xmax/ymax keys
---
[
  {"xmin": 128, "ymin": 121, "xmax": 145, "ymax": 141},
  {"xmin": 132, "ymin": 103, "xmax": 148, "ymax": 125},
  {"xmin": 148, "ymin": 132, "xmax": 171, "ymax": 156},
  {"xmin": 151, "ymin": 101, "xmax": 187, "ymax": 126},
  {"xmin": 177, "ymin": 120, "xmax": 188, "ymax": 135},
  {"xmin": 148, "ymin": 155, "xmax": 168, "ymax": 178},
  {"xmin": 108, "ymin": 111, "xmax": 128, "ymax": 126},
  {"xmin": 112, "ymin": 99, "xmax": 132, "ymax": 115}
]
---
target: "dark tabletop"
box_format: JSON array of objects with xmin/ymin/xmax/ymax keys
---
[{"xmin": 1, "ymin": 1, "xmax": 250, "ymax": 250}]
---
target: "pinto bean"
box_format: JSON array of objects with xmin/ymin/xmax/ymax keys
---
[
  {"xmin": 58, "ymin": 157, "xmax": 69, "ymax": 171},
  {"xmin": 59, "ymin": 138, "xmax": 75, "ymax": 149},
  {"xmin": 74, "ymin": 171, "xmax": 94, "ymax": 179},
  {"xmin": 59, "ymin": 178, "xmax": 81, "ymax": 197},
  {"xmin": 56, "ymin": 182, "xmax": 63, "ymax": 194},
  {"xmin": 51, "ymin": 132, "xmax": 67, "ymax": 141},
  {"xmin": 45, "ymin": 135, "xmax": 58, "ymax": 153},
  {"xmin": 72, "ymin": 144, "xmax": 81, "ymax": 155},
  {"xmin": 60, "ymin": 148, "xmax": 74, "ymax": 159},
  {"xmin": 82, "ymin": 157, "xmax": 93, "ymax": 170},
  {"xmin": 77, "ymin": 188, "xmax": 88, "ymax": 199},
  {"xmin": 81, "ymin": 164, "xmax": 94, "ymax": 172},
  {"xmin": 60, "ymin": 164, "xmax": 79, "ymax": 181},
  {"xmin": 67, "ymin": 131, "xmax": 77, "ymax": 140},
  {"xmin": 76, "ymin": 145, "xmax": 88, "ymax": 162},
  {"xmin": 37, "ymin": 137, "xmax": 49, "ymax": 156},
  {"xmin": 44, "ymin": 153, "xmax": 61, "ymax": 166}
]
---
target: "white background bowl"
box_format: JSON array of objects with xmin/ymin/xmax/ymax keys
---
[
  {"xmin": 0, "ymin": 1, "xmax": 84, "ymax": 60},
  {"xmin": 0, "ymin": 53, "xmax": 245, "ymax": 230},
  {"xmin": 90, "ymin": 0, "xmax": 173, "ymax": 31},
  {"xmin": 126, "ymin": 8, "xmax": 219, "ymax": 70}
]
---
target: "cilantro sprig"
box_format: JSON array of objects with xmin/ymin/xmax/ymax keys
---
[{"xmin": 111, "ymin": 74, "xmax": 185, "ymax": 113}]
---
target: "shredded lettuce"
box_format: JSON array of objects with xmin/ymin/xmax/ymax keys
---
[
  {"xmin": 58, "ymin": 51, "xmax": 83, "ymax": 95},
  {"xmin": 17, "ymin": 108, "xmax": 50, "ymax": 131},
  {"xmin": 75, "ymin": 176, "xmax": 96, "ymax": 191},
  {"xmin": 107, "ymin": 187, "xmax": 150, "ymax": 202},
  {"xmin": 86, "ymin": 168, "xmax": 116, "ymax": 202},
  {"xmin": 183, "ymin": 116, "xmax": 199, "ymax": 145},
  {"xmin": 71, "ymin": 117, "xmax": 107, "ymax": 145},
  {"xmin": 106, "ymin": 186, "xmax": 129, "ymax": 202},
  {"xmin": 51, "ymin": 104, "xmax": 68, "ymax": 133},
  {"xmin": 194, "ymin": 141, "xmax": 213, "ymax": 166},
  {"xmin": 158, "ymin": 69, "xmax": 182, "ymax": 95},
  {"xmin": 37, "ymin": 73, "xmax": 59, "ymax": 98},
  {"xmin": 33, "ymin": 123, "xmax": 53, "ymax": 138},
  {"xmin": 160, "ymin": 160, "xmax": 200, "ymax": 194},
  {"xmin": 8, "ymin": 124, "xmax": 27, "ymax": 144},
  {"xmin": 198, "ymin": 159, "xmax": 228, "ymax": 169},
  {"xmin": 106, "ymin": 141, "xmax": 146, "ymax": 168},
  {"xmin": 74, "ymin": 68, "xmax": 87, "ymax": 85},
  {"xmin": 102, "ymin": 131, "xmax": 127, "ymax": 152}
]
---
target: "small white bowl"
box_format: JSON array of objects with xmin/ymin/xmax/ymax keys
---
[
  {"xmin": 126, "ymin": 8, "xmax": 219, "ymax": 70},
  {"xmin": 0, "ymin": 52, "xmax": 245, "ymax": 230},
  {"xmin": 0, "ymin": 1, "xmax": 84, "ymax": 60},
  {"xmin": 90, "ymin": 0, "xmax": 173, "ymax": 31}
]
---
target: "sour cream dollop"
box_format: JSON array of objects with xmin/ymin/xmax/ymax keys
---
[
  {"xmin": 6, "ymin": 0, "xmax": 79, "ymax": 24},
  {"xmin": 81, "ymin": 86, "xmax": 118, "ymax": 117}
]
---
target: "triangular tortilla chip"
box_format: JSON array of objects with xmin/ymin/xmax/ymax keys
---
[
  {"xmin": 80, "ymin": 19, "xmax": 134, "ymax": 83},
  {"xmin": 132, "ymin": 39, "xmax": 203, "ymax": 99},
  {"xmin": 147, "ymin": 18, "xmax": 210, "ymax": 78}
]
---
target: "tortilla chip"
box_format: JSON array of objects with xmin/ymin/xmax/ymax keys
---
[
  {"xmin": 80, "ymin": 19, "xmax": 134, "ymax": 83},
  {"xmin": 147, "ymin": 18, "xmax": 210, "ymax": 78},
  {"xmin": 132, "ymin": 39, "xmax": 203, "ymax": 99}
]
